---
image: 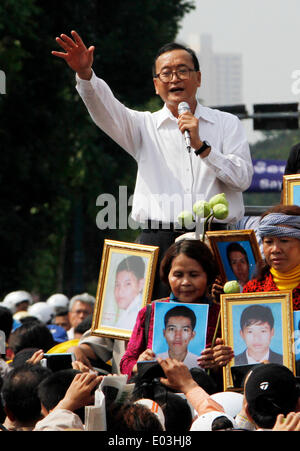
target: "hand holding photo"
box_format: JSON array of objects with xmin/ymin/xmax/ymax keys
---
[{"xmin": 152, "ymin": 302, "xmax": 209, "ymax": 370}]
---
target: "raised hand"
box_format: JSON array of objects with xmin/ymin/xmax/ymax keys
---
[{"xmin": 52, "ymin": 30, "xmax": 94, "ymax": 80}]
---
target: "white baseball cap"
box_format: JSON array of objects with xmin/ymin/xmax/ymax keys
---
[
  {"xmin": 190, "ymin": 411, "xmax": 238, "ymax": 431},
  {"xmin": 46, "ymin": 293, "xmax": 69, "ymax": 310},
  {"xmin": 2, "ymin": 290, "xmax": 33, "ymax": 313}
]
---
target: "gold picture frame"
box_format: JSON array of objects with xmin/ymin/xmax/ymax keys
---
[
  {"xmin": 91, "ymin": 239, "xmax": 159, "ymax": 340},
  {"xmin": 206, "ymin": 229, "xmax": 263, "ymax": 286},
  {"xmin": 221, "ymin": 291, "xmax": 295, "ymax": 391},
  {"xmin": 282, "ymin": 174, "xmax": 300, "ymax": 206}
]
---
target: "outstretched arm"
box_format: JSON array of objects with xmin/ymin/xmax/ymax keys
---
[{"xmin": 52, "ymin": 30, "xmax": 94, "ymax": 80}]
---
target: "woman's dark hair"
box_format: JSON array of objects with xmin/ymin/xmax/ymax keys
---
[
  {"xmin": 255, "ymin": 203, "xmax": 300, "ymax": 281},
  {"xmin": 152, "ymin": 42, "xmax": 200, "ymax": 76},
  {"xmin": 159, "ymin": 239, "xmax": 219, "ymax": 288}
]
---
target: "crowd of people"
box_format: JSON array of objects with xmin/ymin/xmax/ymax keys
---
[
  {"xmin": 1, "ymin": 31, "xmax": 300, "ymax": 432},
  {"xmin": 1, "ymin": 203, "xmax": 300, "ymax": 432}
]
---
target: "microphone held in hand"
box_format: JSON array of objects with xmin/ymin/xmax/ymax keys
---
[{"xmin": 178, "ymin": 102, "xmax": 191, "ymax": 152}]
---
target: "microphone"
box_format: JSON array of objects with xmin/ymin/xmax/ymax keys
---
[{"xmin": 178, "ymin": 101, "xmax": 191, "ymax": 152}]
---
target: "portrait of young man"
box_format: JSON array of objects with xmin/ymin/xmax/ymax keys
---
[
  {"xmin": 234, "ymin": 304, "xmax": 283, "ymax": 366},
  {"xmin": 153, "ymin": 303, "xmax": 208, "ymax": 369}
]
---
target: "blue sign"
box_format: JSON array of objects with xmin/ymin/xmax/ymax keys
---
[{"xmin": 247, "ymin": 159, "xmax": 286, "ymax": 192}]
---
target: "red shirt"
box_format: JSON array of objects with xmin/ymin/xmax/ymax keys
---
[
  {"xmin": 120, "ymin": 298, "xmax": 220, "ymax": 379},
  {"xmin": 243, "ymin": 272, "xmax": 300, "ymax": 311}
]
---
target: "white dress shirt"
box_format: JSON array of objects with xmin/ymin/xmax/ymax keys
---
[
  {"xmin": 76, "ymin": 73, "xmax": 253, "ymax": 225},
  {"xmin": 156, "ymin": 350, "xmax": 200, "ymax": 370},
  {"xmin": 114, "ymin": 293, "xmax": 142, "ymax": 330}
]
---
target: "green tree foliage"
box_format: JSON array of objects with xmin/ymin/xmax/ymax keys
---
[{"xmin": 0, "ymin": 0, "xmax": 195, "ymax": 299}]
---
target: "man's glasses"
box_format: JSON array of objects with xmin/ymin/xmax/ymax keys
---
[{"xmin": 154, "ymin": 67, "xmax": 196, "ymax": 83}]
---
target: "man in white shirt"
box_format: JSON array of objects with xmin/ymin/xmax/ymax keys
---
[{"xmin": 52, "ymin": 31, "xmax": 253, "ymax": 299}]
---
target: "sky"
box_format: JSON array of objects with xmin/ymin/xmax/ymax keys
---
[{"xmin": 175, "ymin": 0, "xmax": 300, "ymax": 142}]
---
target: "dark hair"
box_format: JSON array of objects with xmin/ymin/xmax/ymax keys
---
[
  {"xmin": 0, "ymin": 306, "xmax": 13, "ymax": 342},
  {"xmin": 116, "ymin": 255, "xmax": 145, "ymax": 280},
  {"xmin": 8, "ymin": 321, "xmax": 55, "ymax": 354},
  {"xmin": 240, "ymin": 305, "xmax": 274, "ymax": 330},
  {"xmin": 226, "ymin": 242, "xmax": 249, "ymax": 268},
  {"xmin": 256, "ymin": 203, "xmax": 300, "ymax": 280},
  {"xmin": 74, "ymin": 313, "xmax": 93, "ymax": 335},
  {"xmin": 38, "ymin": 369, "xmax": 81, "ymax": 412},
  {"xmin": 54, "ymin": 307, "xmax": 69, "ymax": 317},
  {"xmin": 2, "ymin": 363, "xmax": 51, "ymax": 423},
  {"xmin": 211, "ymin": 415, "xmax": 234, "ymax": 431},
  {"xmin": 164, "ymin": 305, "xmax": 196, "ymax": 330},
  {"xmin": 152, "ymin": 42, "xmax": 200, "ymax": 76},
  {"xmin": 160, "ymin": 239, "xmax": 218, "ymax": 288},
  {"xmin": 107, "ymin": 401, "xmax": 164, "ymax": 432}
]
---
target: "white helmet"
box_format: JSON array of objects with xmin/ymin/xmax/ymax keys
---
[
  {"xmin": 28, "ymin": 302, "xmax": 55, "ymax": 324},
  {"xmin": 1, "ymin": 290, "xmax": 33, "ymax": 314},
  {"xmin": 46, "ymin": 293, "xmax": 69, "ymax": 311}
]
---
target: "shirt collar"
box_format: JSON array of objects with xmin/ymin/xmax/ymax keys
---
[{"xmin": 154, "ymin": 102, "xmax": 216, "ymax": 129}]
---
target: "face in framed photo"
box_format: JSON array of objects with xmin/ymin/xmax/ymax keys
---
[
  {"xmin": 91, "ymin": 240, "xmax": 159, "ymax": 340},
  {"xmin": 206, "ymin": 230, "xmax": 262, "ymax": 289},
  {"xmin": 282, "ymin": 174, "xmax": 300, "ymax": 206},
  {"xmin": 152, "ymin": 301, "xmax": 209, "ymax": 369},
  {"xmin": 221, "ymin": 291, "xmax": 295, "ymax": 390}
]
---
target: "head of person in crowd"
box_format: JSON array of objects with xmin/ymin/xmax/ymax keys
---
[
  {"xmin": 152, "ymin": 42, "xmax": 201, "ymax": 117},
  {"xmin": 257, "ymin": 204, "xmax": 300, "ymax": 279},
  {"xmin": 8, "ymin": 321, "xmax": 56, "ymax": 357},
  {"xmin": 73, "ymin": 313, "xmax": 93, "ymax": 339},
  {"xmin": 1, "ymin": 290, "xmax": 33, "ymax": 315},
  {"xmin": 243, "ymin": 363, "xmax": 300, "ymax": 429},
  {"xmin": 37, "ymin": 368, "xmax": 83, "ymax": 420},
  {"xmin": 68, "ymin": 292, "xmax": 95, "ymax": 330},
  {"xmin": 159, "ymin": 239, "xmax": 219, "ymax": 303},
  {"xmin": 107, "ymin": 400, "xmax": 164, "ymax": 432},
  {"xmin": 190, "ymin": 411, "xmax": 237, "ymax": 431},
  {"xmin": 0, "ymin": 306, "xmax": 13, "ymax": 345},
  {"xmin": 52, "ymin": 307, "xmax": 71, "ymax": 331},
  {"xmin": 28, "ymin": 302, "xmax": 55, "ymax": 325},
  {"xmin": 114, "ymin": 256, "xmax": 145, "ymax": 311},
  {"xmin": 1, "ymin": 363, "xmax": 52, "ymax": 430},
  {"xmin": 131, "ymin": 378, "xmax": 192, "ymax": 432},
  {"xmin": 226, "ymin": 242, "xmax": 250, "ymax": 287},
  {"xmin": 46, "ymin": 293, "xmax": 69, "ymax": 314}
]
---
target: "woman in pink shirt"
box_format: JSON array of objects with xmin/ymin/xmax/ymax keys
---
[{"xmin": 120, "ymin": 239, "xmax": 234, "ymax": 381}]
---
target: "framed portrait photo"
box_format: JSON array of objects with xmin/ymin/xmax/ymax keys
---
[
  {"xmin": 206, "ymin": 230, "xmax": 263, "ymax": 289},
  {"xmin": 282, "ymin": 174, "xmax": 300, "ymax": 206},
  {"xmin": 220, "ymin": 291, "xmax": 295, "ymax": 390},
  {"xmin": 152, "ymin": 301, "xmax": 209, "ymax": 369},
  {"xmin": 91, "ymin": 240, "xmax": 159, "ymax": 340}
]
